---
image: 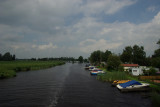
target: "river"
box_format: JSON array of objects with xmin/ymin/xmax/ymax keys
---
[{"xmin": 0, "ymin": 63, "xmax": 151, "ymax": 107}]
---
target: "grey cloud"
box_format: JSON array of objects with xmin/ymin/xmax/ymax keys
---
[{"xmin": 0, "ymin": 0, "xmax": 159, "ymax": 58}]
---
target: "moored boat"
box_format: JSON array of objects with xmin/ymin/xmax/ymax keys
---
[
  {"xmin": 112, "ymin": 80, "xmax": 131, "ymax": 86},
  {"xmin": 90, "ymin": 70, "xmax": 98, "ymax": 75},
  {"xmin": 116, "ymin": 80, "xmax": 150, "ymax": 92},
  {"xmin": 84, "ymin": 64, "xmax": 90, "ymax": 69},
  {"xmin": 90, "ymin": 69, "xmax": 105, "ymax": 75},
  {"xmin": 89, "ymin": 66, "xmax": 95, "ymax": 70}
]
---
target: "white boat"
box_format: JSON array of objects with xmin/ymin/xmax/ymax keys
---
[
  {"xmin": 84, "ymin": 64, "xmax": 90, "ymax": 69},
  {"xmin": 89, "ymin": 66, "xmax": 95, "ymax": 70},
  {"xmin": 116, "ymin": 80, "xmax": 150, "ymax": 92},
  {"xmin": 90, "ymin": 69, "xmax": 105, "ymax": 75}
]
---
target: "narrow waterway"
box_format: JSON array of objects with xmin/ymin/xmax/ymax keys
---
[{"xmin": 0, "ymin": 63, "xmax": 151, "ymax": 107}]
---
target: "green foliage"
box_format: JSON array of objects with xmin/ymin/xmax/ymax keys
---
[
  {"xmin": 83, "ymin": 59, "xmax": 89, "ymax": 63},
  {"xmin": 151, "ymin": 57, "xmax": 160, "ymax": 68},
  {"xmin": 0, "ymin": 52, "xmax": 16, "ymax": 61},
  {"xmin": 89, "ymin": 50, "xmax": 112, "ymax": 64},
  {"xmin": 89, "ymin": 50, "xmax": 102, "ymax": 64},
  {"xmin": 151, "ymin": 39, "xmax": 160, "ymax": 69},
  {"xmin": 132, "ymin": 45, "xmax": 146, "ymax": 65},
  {"xmin": 103, "ymin": 50, "xmax": 112, "ymax": 62},
  {"xmin": 143, "ymin": 67, "xmax": 157, "ymax": 76},
  {"xmin": 107, "ymin": 54, "xmax": 121, "ymax": 70},
  {"xmin": 152, "ymin": 39, "xmax": 160, "ymax": 58},
  {"xmin": 121, "ymin": 46, "xmax": 133, "ymax": 63},
  {"xmin": 78, "ymin": 56, "xmax": 83, "ymax": 63},
  {"xmin": 144, "ymin": 56, "xmax": 151, "ymax": 66},
  {"xmin": 149, "ymin": 67, "xmax": 157, "ymax": 76},
  {"xmin": 97, "ymin": 71, "xmax": 128, "ymax": 82},
  {"xmin": 0, "ymin": 61, "xmax": 65, "ymax": 78},
  {"xmin": 100, "ymin": 63, "xmax": 105, "ymax": 68},
  {"xmin": 120, "ymin": 45, "xmax": 146, "ymax": 65},
  {"xmin": 0, "ymin": 68, "xmax": 16, "ymax": 78},
  {"xmin": 118, "ymin": 65, "xmax": 124, "ymax": 72}
]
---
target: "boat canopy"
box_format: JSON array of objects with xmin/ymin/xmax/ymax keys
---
[{"xmin": 119, "ymin": 80, "xmax": 142, "ymax": 88}]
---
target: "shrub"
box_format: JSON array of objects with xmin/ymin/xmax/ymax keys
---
[
  {"xmin": 118, "ymin": 65, "xmax": 124, "ymax": 72},
  {"xmin": 144, "ymin": 67, "xmax": 157, "ymax": 76}
]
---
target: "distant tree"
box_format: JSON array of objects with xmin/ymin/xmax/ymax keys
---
[
  {"xmin": 71, "ymin": 58, "xmax": 75, "ymax": 63},
  {"xmin": 31, "ymin": 58, "xmax": 36, "ymax": 61},
  {"xmin": 107, "ymin": 54, "xmax": 121, "ymax": 70},
  {"xmin": 78, "ymin": 56, "xmax": 83, "ymax": 63},
  {"xmin": 12, "ymin": 54, "xmax": 16, "ymax": 60},
  {"xmin": 151, "ymin": 57, "xmax": 160, "ymax": 68},
  {"xmin": 151, "ymin": 39, "xmax": 160, "ymax": 68},
  {"xmin": 84, "ymin": 58, "xmax": 88, "ymax": 63},
  {"xmin": 121, "ymin": 46, "xmax": 133, "ymax": 63},
  {"xmin": 0, "ymin": 53, "xmax": 2, "ymax": 60},
  {"xmin": 152, "ymin": 39, "xmax": 160, "ymax": 58},
  {"xmin": 103, "ymin": 50, "xmax": 112, "ymax": 62},
  {"xmin": 144, "ymin": 56, "xmax": 151, "ymax": 66},
  {"xmin": 2, "ymin": 52, "xmax": 12, "ymax": 61},
  {"xmin": 89, "ymin": 50, "xmax": 105, "ymax": 65},
  {"xmin": 90, "ymin": 50, "xmax": 102, "ymax": 64},
  {"xmin": 132, "ymin": 45, "xmax": 146, "ymax": 65}
]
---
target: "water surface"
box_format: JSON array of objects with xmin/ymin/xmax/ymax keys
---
[{"xmin": 0, "ymin": 63, "xmax": 151, "ymax": 107}]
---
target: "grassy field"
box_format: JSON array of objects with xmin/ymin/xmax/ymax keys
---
[{"xmin": 0, "ymin": 61, "xmax": 65, "ymax": 78}]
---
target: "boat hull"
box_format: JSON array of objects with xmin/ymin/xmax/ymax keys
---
[{"xmin": 117, "ymin": 83, "xmax": 150, "ymax": 92}]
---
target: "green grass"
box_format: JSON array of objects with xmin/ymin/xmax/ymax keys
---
[
  {"xmin": 0, "ymin": 68, "xmax": 16, "ymax": 78},
  {"xmin": 0, "ymin": 61, "xmax": 65, "ymax": 78},
  {"xmin": 97, "ymin": 71, "xmax": 129, "ymax": 82}
]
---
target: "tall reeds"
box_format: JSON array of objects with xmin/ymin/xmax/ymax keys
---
[{"xmin": 97, "ymin": 71, "xmax": 128, "ymax": 82}]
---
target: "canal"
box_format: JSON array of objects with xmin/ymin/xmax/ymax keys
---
[{"xmin": 0, "ymin": 63, "xmax": 151, "ymax": 107}]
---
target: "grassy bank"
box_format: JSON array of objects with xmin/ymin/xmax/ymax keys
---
[
  {"xmin": 97, "ymin": 71, "xmax": 128, "ymax": 82},
  {"xmin": 97, "ymin": 69, "xmax": 160, "ymax": 106},
  {"xmin": 0, "ymin": 61, "xmax": 65, "ymax": 78}
]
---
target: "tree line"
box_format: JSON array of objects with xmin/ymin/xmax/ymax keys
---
[
  {"xmin": 89, "ymin": 39, "xmax": 160, "ymax": 70},
  {"xmin": 24, "ymin": 57, "xmax": 88, "ymax": 63},
  {"xmin": 0, "ymin": 52, "xmax": 16, "ymax": 61},
  {"xmin": 0, "ymin": 52, "xmax": 88, "ymax": 63}
]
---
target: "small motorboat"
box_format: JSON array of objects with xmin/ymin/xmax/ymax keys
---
[
  {"xmin": 116, "ymin": 80, "xmax": 150, "ymax": 92},
  {"xmin": 84, "ymin": 64, "xmax": 90, "ymax": 69},
  {"xmin": 90, "ymin": 70, "xmax": 98, "ymax": 75},
  {"xmin": 90, "ymin": 69, "xmax": 105, "ymax": 75},
  {"xmin": 112, "ymin": 80, "xmax": 131, "ymax": 86},
  {"xmin": 89, "ymin": 66, "xmax": 95, "ymax": 70}
]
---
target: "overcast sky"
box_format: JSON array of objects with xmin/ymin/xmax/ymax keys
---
[{"xmin": 0, "ymin": 0, "xmax": 160, "ymax": 58}]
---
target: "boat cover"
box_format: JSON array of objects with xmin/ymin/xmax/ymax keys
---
[{"xmin": 119, "ymin": 80, "xmax": 142, "ymax": 88}]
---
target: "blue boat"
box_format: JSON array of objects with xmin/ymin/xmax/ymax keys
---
[{"xmin": 117, "ymin": 80, "xmax": 150, "ymax": 92}]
